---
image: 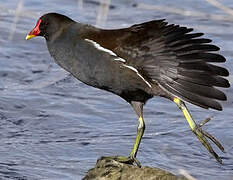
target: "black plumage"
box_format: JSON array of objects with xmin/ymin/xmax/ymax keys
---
[
  {"xmin": 26, "ymin": 13, "xmax": 230, "ymax": 165},
  {"xmin": 102, "ymin": 19, "xmax": 230, "ymax": 110}
]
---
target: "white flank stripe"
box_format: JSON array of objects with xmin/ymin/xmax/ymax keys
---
[
  {"xmin": 114, "ymin": 57, "xmax": 126, "ymax": 62},
  {"xmin": 123, "ymin": 65, "xmax": 152, "ymax": 88},
  {"xmin": 85, "ymin": 39, "xmax": 126, "ymax": 62},
  {"xmin": 85, "ymin": 39, "xmax": 150, "ymax": 87},
  {"xmin": 85, "ymin": 39, "xmax": 116, "ymax": 56}
]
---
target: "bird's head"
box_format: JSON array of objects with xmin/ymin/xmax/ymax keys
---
[{"xmin": 26, "ymin": 13, "xmax": 74, "ymax": 41}]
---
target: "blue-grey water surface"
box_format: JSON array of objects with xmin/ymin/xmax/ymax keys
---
[{"xmin": 0, "ymin": 0, "xmax": 233, "ymax": 179}]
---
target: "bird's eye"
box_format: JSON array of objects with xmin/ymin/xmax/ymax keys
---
[{"xmin": 39, "ymin": 22, "xmax": 49, "ymax": 31}]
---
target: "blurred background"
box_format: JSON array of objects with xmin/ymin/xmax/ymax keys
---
[{"xmin": 0, "ymin": 0, "xmax": 233, "ymax": 179}]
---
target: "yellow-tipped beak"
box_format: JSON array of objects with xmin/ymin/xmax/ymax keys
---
[{"xmin": 26, "ymin": 34, "xmax": 36, "ymax": 40}]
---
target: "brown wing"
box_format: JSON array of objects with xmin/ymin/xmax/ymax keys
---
[{"xmin": 84, "ymin": 20, "xmax": 230, "ymax": 110}]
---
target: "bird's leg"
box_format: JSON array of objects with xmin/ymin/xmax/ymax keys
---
[
  {"xmin": 129, "ymin": 115, "xmax": 145, "ymax": 167},
  {"xmin": 128, "ymin": 101, "xmax": 145, "ymax": 167},
  {"xmin": 101, "ymin": 101, "xmax": 144, "ymax": 167},
  {"xmin": 173, "ymin": 97, "xmax": 224, "ymax": 164},
  {"xmin": 101, "ymin": 116, "xmax": 144, "ymax": 167}
]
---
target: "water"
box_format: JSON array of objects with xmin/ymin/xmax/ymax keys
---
[{"xmin": 0, "ymin": 0, "xmax": 233, "ymax": 179}]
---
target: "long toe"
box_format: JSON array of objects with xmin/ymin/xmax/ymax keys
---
[
  {"xmin": 193, "ymin": 126, "xmax": 223, "ymax": 164},
  {"xmin": 100, "ymin": 156, "xmax": 141, "ymax": 167}
]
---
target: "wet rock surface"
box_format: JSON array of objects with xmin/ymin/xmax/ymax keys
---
[{"xmin": 83, "ymin": 157, "xmax": 188, "ymax": 180}]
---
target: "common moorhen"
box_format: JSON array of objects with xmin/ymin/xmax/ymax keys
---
[{"xmin": 26, "ymin": 13, "xmax": 230, "ymax": 166}]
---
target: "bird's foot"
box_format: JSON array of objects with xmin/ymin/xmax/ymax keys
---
[
  {"xmin": 193, "ymin": 117, "xmax": 225, "ymax": 164},
  {"xmin": 100, "ymin": 155, "xmax": 141, "ymax": 167}
]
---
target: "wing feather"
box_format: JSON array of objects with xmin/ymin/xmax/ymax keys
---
[
  {"xmin": 85, "ymin": 19, "xmax": 230, "ymax": 110},
  {"xmin": 117, "ymin": 20, "xmax": 229, "ymax": 110}
]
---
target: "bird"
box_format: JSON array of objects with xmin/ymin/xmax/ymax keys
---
[{"xmin": 26, "ymin": 13, "xmax": 230, "ymax": 166}]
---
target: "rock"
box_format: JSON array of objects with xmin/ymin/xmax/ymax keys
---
[{"xmin": 83, "ymin": 157, "xmax": 188, "ymax": 180}]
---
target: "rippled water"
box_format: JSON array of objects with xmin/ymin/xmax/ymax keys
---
[{"xmin": 0, "ymin": 0, "xmax": 233, "ymax": 179}]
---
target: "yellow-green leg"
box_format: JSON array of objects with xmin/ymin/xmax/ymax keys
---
[
  {"xmin": 130, "ymin": 116, "xmax": 145, "ymax": 157},
  {"xmin": 102, "ymin": 101, "xmax": 144, "ymax": 167},
  {"xmin": 129, "ymin": 116, "xmax": 145, "ymax": 166},
  {"xmin": 173, "ymin": 97, "xmax": 224, "ymax": 164},
  {"xmin": 101, "ymin": 115, "xmax": 145, "ymax": 167}
]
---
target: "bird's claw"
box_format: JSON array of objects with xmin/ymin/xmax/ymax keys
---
[
  {"xmin": 101, "ymin": 155, "xmax": 141, "ymax": 167},
  {"xmin": 192, "ymin": 117, "xmax": 224, "ymax": 164}
]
